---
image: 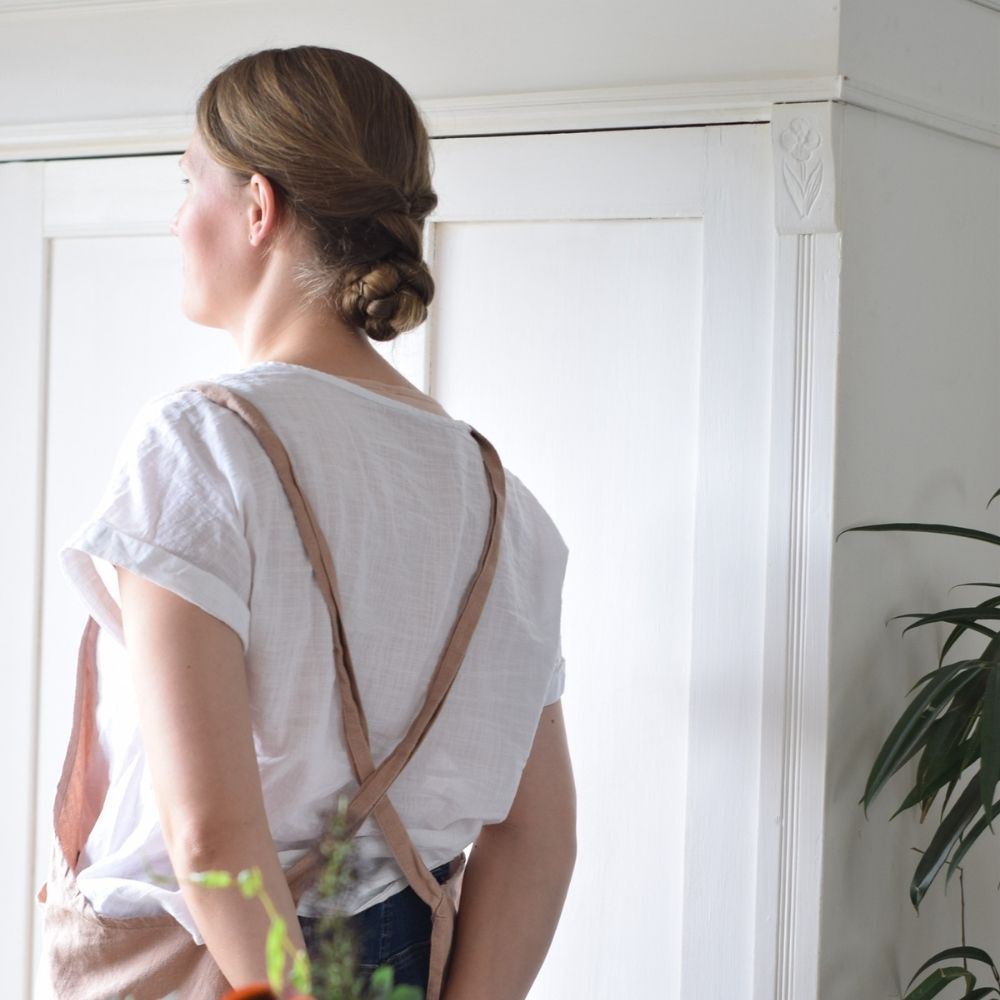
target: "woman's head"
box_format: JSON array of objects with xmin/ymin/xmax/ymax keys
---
[{"xmin": 191, "ymin": 45, "xmax": 436, "ymax": 341}]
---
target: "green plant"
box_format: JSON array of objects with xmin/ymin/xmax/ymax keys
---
[
  {"xmin": 843, "ymin": 489, "xmax": 1000, "ymax": 999},
  {"xmin": 195, "ymin": 798, "xmax": 422, "ymax": 1000}
]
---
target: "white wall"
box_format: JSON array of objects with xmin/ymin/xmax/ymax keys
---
[
  {"xmin": 824, "ymin": 102, "xmax": 1000, "ymax": 997},
  {"xmin": 0, "ymin": 0, "xmax": 840, "ymax": 128},
  {"xmin": 840, "ymin": 0, "xmax": 1000, "ymax": 131}
]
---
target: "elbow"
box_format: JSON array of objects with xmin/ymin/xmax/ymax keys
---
[{"xmin": 162, "ymin": 812, "xmax": 259, "ymax": 879}]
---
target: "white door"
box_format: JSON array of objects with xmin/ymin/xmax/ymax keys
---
[{"xmin": 3, "ymin": 123, "xmax": 774, "ymax": 999}]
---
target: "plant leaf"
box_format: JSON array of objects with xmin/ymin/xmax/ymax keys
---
[
  {"xmin": 290, "ymin": 949, "xmax": 311, "ymax": 995},
  {"xmin": 905, "ymin": 945, "xmax": 1000, "ymax": 990},
  {"xmin": 839, "ymin": 522, "xmax": 1000, "ymax": 547},
  {"xmin": 938, "ymin": 595, "xmax": 1000, "ymax": 665},
  {"xmin": 266, "ymin": 916, "xmax": 286, "ymax": 995},
  {"xmin": 911, "ymin": 775, "xmax": 983, "ymax": 908},
  {"xmin": 389, "ymin": 988, "xmax": 425, "ymax": 1000},
  {"xmin": 861, "ymin": 661, "xmax": 985, "ymax": 813},
  {"xmin": 982, "ymin": 666, "xmax": 1000, "ymax": 828},
  {"xmin": 187, "ymin": 870, "xmax": 233, "ymax": 889},
  {"xmin": 895, "ymin": 734, "xmax": 977, "ymax": 820},
  {"xmin": 946, "ymin": 797, "xmax": 1000, "ymax": 885},
  {"xmin": 902, "ymin": 966, "xmax": 975, "ymax": 1000},
  {"xmin": 892, "ymin": 608, "xmax": 1000, "ymax": 638},
  {"xmin": 237, "ymin": 867, "xmax": 263, "ymax": 899},
  {"xmin": 988, "ymin": 488, "xmax": 1000, "ymax": 509}
]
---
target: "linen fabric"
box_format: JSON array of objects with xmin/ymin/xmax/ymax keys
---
[{"xmin": 58, "ymin": 360, "xmax": 568, "ymax": 943}]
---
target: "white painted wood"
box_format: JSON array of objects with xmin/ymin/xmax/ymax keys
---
[
  {"xmin": 8, "ymin": 67, "xmax": 1000, "ymax": 164},
  {"xmin": 430, "ymin": 129, "xmax": 706, "ymax": 221},
  {"xmin": 432, "ymin": 214, "xmax": 698, "ymax": 1000},
  {"xmin": 677, "ymin": 122, "xmax": 775, "ymax": 999},
  {"xmin": 839, "ymin": 75, "xmax": 1000, "ymax": 150},
  {"xmin": 753, "ymin": 101, "xmax": 842, "ymax": 1000},
  {"xmin": 24, "ymin": 124, "xmax": 777, "ymax": 998},
  {"xmin": 754, "ymin": 231, "xmax": 841, "ymax": 1000},
  {"xmin": 0, "ymin": 77, "xmax": 841, "ymax": 162},
  {"xmin": 772, "ymin": 104, "xmax": 840, "ymax": 235},
  {"xmin": 0, "ymin": 160, "xmax": 47, "ymax": 1000}
]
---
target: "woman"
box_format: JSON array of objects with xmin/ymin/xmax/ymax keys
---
[{"xmin": 44, "ymin": 45, "xmax": 575, "ymax": 999}]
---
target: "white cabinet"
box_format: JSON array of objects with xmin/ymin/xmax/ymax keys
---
[{"xmin": 5, "ymin": 122, "xmax": 779, "ymax": 999}]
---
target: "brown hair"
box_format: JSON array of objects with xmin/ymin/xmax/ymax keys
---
[{"xmin": 195, "ymin": 46, "xmax": 436, "ymax": 341}]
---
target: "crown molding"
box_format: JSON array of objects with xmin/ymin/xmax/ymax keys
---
[
  {"xmin": 421, "ymin": 77, "xmax": 839, "ymax": 137},
  {"xmin": 840, "ymin": 74, "xmax": 1000, "ymax": 148},
  {"xmin": 3, "ymin": 72, "xmax": 998, "ymax": 162},
  {"xmin": 0, "ymin": 78, "xmax": 841, "ymax": 162}
]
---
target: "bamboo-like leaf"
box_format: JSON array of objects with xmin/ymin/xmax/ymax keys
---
[
  {"xmin": 938, "ymin": 595, "xmax": 1000, "ymax": 665},
  {"xmin": 982, "ymin": 666, "xmax": 1000, "ymax": 828},
  {"xmin": 920, "ymin": 737, "xmax": 979, "ymax": 821},
  {"xmin": 896, "ymin": 733, "xmax": 977, "ymax": 819},
  {"xmin": 839, "ymin": 523, "xmax": 1000, "ymax": 546},
  {"xmin": 905, "ymin": 945, "xmax": 1000, "ymax": 990},
  {"xmin": 945, "ymin": 796, "xmax": 1000, "ymax": 885},
  {"xmin": 911, "ymin": 776, "xmax": 983, "ymax": 908},
  {"xmin": 861, "ymin": 662, "xmax": 985, "ymax": 812},
  {"xmin": 893, "ymin": 608, "xmax": 1000, "ymax": 638},
  {"xmin": 902, "ymin": 966, "xmax": 975, "ymax": 1000},
  {"xmin": 988, "ymin": 488, "xmax": 1000, "ymax": 509},
  {"xmin": 962, "ymin": 989, "xmax": 999, "ymax": 1000},
  {"xmin": 914, "ymin": 697, "xmax": 982, "ymax": 817}
]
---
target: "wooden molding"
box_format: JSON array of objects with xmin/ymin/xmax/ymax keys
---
[
  {"xmin": 0, "ymin": 78, "xmax": 840, "ymax": 161},
  {"xmin": 754, "ymin": 229, "xmax": 840, "ymax": 1000},
  {"xmin": 840, "ymin": 74, "xmax": 1000, "ymax": 149},
  {"xmin": 771, "ymin": 103, "xmax": 839, "ymax": 234},
  {"xmin": 4, "ymin": 71, "xmax": 1000, "ymax": 163}
]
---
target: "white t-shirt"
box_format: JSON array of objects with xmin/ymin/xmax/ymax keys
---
[{"xmin": 59, "ymin": 360, "xmax": 568, "ymax": 943}]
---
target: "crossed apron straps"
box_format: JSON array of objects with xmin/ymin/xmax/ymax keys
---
[{"xmin": 182, "ymin": 382, "xmax": 507, "ymax": 999}]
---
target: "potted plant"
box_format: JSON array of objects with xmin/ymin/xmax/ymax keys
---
[{"xmin": 843, "ymin": 488, "xmax": 1000, "ymax": 998}]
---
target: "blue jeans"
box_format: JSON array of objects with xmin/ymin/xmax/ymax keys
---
[{"xmin": 299, "ymin": 860, "xmax": 454, "ymax": 992}]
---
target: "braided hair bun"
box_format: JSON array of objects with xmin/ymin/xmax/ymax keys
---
[{"xmin": 195, "ymin": 45, "xmax": 437, "ymax": 341}]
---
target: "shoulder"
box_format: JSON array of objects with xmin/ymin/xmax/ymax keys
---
[
  {"xmin": 503, "ymin": 468, "xmax": 570, "ymax": 570},
  {"xmin": 112, "ymin": 379, "xmax": 264, "ymax": 500}
]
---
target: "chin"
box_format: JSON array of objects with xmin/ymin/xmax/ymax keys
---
[{"xmin": 180, "ymin": 292, "xmax": 225, "ymax": 330}]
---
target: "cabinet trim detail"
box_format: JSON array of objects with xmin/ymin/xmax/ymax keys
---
[
  {"xmin": 0, "ymin": 78, "xmax": 840, "ymax": 161},
  {"xmin": 755, "ymin": 220, "xmax": 841, "ymax": 998}
]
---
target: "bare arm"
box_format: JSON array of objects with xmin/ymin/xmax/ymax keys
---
[
  {"xmin": 443, "ymin": 699, "xmax": 576, "ymax": 1000},
  {"xmin": 116, "ymin": 567, "xmax": 305, "ymax": 993}
]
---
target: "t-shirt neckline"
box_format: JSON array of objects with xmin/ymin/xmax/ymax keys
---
[{"xmin": 238, "ymin": 360, "xmax": 466, "ymax": 428}]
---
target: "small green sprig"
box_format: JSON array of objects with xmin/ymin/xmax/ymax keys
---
[{"xmin": 188, "ymin": 867, "xmax": 311, "ymax": 996}]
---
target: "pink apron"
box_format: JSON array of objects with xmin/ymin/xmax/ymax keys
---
[{"xmin": 40, "ymin": 381, "xmax": 506, "ymax": 1000}]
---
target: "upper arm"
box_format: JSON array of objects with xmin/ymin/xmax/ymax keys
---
[
  {"xmin": 500, "ymin": 700, "xmax": 576, "ymax": 839},
  {"xmin": 116, "ymin": 566, "xmax": 268, "ymax": 856}
]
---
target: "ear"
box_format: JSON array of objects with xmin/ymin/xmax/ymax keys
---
[{"xmin": 246, "ymin": 172, "xmax": 282, "ymax": 248}]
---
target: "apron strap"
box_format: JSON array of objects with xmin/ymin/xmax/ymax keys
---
[{"xmin": 184, "ymin": 380, "xmax": 506, "ymax": 1000}]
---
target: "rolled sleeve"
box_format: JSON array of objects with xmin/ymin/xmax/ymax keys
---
[{"xmin": 60, "ymin": 389, "xmax": 253, "ymax": 653}]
